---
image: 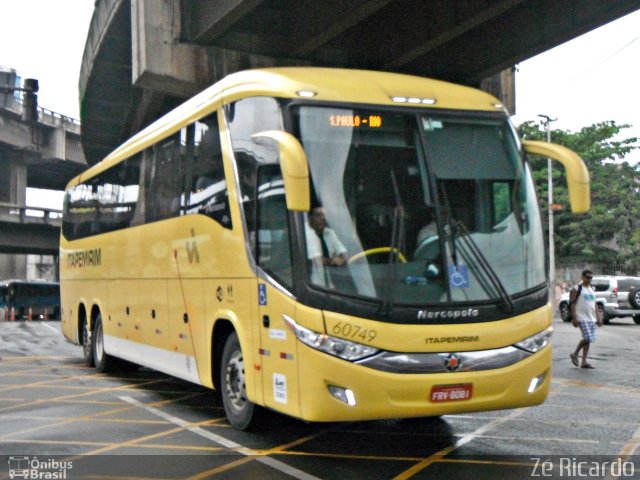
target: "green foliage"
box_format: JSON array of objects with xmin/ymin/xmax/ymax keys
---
[{"xmin": 517, "ymin": 120, "xmax": 640, "ymax": 266}]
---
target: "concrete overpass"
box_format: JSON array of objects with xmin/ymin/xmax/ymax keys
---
[
  {"xmin": 0, "ymin": 75, "xmax": 87, "ymax": 256},
  {"xmin": 80, "ymin": 0, "xmax": 640, "ymax": 165}
]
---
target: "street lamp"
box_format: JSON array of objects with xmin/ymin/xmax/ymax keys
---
[{"xmin": 538, "ymin": 114, "xmax": 558, "ymax": 309}]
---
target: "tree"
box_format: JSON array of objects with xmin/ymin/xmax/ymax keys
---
[{"xmin": 518, "ymin": 120, "xmax": 640, "ymax": 266}]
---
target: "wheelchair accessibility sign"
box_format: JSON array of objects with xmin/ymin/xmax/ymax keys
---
[
  {"xmin": 258, "ymin": 284, "xmax": 267, "ymax": 305},
  {"xmin": 448, "ymin": 265, "xmax": 470, "ymax": 289}
]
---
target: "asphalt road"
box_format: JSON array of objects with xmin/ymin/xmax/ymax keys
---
[{"xmin": 0, "ymin": 315, "xmax": 639, "ymax": 480}]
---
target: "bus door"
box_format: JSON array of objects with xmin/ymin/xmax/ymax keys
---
[
  {"xmin": 256, "ymin": 282, "xmax": 299, "ymax": 413},
  {"xmin": 253, "ymin": 166, "xmax": 301, "ymax": 414}
]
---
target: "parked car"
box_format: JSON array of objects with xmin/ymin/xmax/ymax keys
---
[
  {"xmin": 612, "ymin": 276, "xmax": 640, "ymax": 322},
  {"xmin": 558, "ymin": 290, "xmax": 608, "ymax": 323},
  {"xmin": 558, "ymin": 275, "xmax": 640, "ymax": 324}
]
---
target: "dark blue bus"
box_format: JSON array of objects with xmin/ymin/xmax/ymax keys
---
[{"xmin": 0, "ymin": 280, "xmax": 60, "ymax": 321}]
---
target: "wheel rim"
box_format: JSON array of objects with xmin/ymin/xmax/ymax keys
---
[
  {"xmin": 82, "ymin": 322, "xmax": 91, "ymax": 359},
  {"xmin": 225, "ymin": 350, "xmax": 247, "ymax": 412},
  {"xmin": 94, "ymin": 321, "xmax": 104, "ymax": 363}
]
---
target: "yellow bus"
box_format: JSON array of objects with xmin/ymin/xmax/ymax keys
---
[{"xmin": 60, "ymin": 67, "xmax": 589, "ymax": 429}]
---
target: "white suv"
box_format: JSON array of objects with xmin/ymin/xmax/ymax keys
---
[
  {"xmin": 612, "ymin": 276, "xmax": 640, "ymax": 323},
  {"xmin": 558, "ymin": 275, "xmax": 640, "ymax": 324}
]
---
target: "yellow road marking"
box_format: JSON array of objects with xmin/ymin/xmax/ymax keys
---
[
  {"xmin": 185, "ymin": 457, "xmax": 256, "ymax": 480},
  {"xmin": 121, "ymin": 396, "xmax": 322, "ymax": 480},
  {"xmin": 555, "ymin": 378, "xmax": 640, "ymax": 394},
  {"xmin": 0, "ymin": 355, "xmax": 74, "ymax": 361},
  {"xmin": 3, "ymin": 414, "xmax": 170, "ymax": 425},
  {"xmin": 0, "ymin": 376, "xmax": 169, "ymax": 414},
  {"xmin": 0, "ymin": 380, "xmax": 174, "ymax": 439},
  {"xmin": 606, "ymin": 424, "xmax": 640, "ymax": 480},
  {"xmin": 392, "ymin": 408, "xmax": 527, "ymax": 480}
]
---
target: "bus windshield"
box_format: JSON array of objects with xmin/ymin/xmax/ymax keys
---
[{"xmin": 295, "ymin": 105, "xmax": 545, "ymax": 306}]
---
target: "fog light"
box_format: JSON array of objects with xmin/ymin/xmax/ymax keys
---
[
  {"xmin": 528, "ymin": 372, "xmax": 547, "ymax": 393},
  {"xmin": 328, "ymin": 385, "xmax": 356, "ymax": 406}
]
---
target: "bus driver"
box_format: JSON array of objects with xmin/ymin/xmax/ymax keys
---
[{"xmin": 306, "ymin": 206, "xmax": 348, "ymax": 287}]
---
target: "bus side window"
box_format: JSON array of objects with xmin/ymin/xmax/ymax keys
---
[
  {"xmin": 256, "ymin": 166, "xmax": 292, "ymax": 287},
  {"xmin": 184, "ymin": 114, "xmax": 232, "ymax": 228},
  {"xmin": 227, "ymin": 97, "xmax": 283, "ymax": 255},
  {"xmin": 146, "ymin": 132, "xmax": 183, "ymax": 222},
  {"xmin": 63, "ymin": 158, "xmax": 141, "ymax": 238}
]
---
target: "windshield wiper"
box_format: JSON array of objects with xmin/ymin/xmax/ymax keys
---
[
  {"xmin": 439, "ymin": 182, "xmax": 514, "ymax": 313},
  {"xmin": 380, "ymin": 169, "xmax": 405, "ymax": 317},
  {"xmin": 453, "ymin": 219, "xmax": 514, "ymax": 313}
]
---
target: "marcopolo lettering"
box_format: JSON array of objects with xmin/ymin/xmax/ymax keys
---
[
  {"xmin": 417, "ymin": 308, "xmax": 480, "ymax": 320},
  {"xmin": 67, "ymin": 248, "xmax": 102, "ymax": 268}
]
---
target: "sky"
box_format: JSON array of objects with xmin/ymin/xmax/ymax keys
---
[
  {"xmin": 0, "ymin": 1, "xmax": 639, "ymax": 208},
  {"xmin": 512, "ymin": 8, "xmax": 640, "ymax": 165},
  {"xmin": 0, "ymin": 0, "xmax": 94, "ymax": 119}
]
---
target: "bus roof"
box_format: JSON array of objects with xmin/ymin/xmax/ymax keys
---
[{"xmin": 68, "ymin": 67, "xmax": 504, "ymax": 188}]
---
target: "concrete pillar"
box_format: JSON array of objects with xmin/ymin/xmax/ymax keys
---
[
  {"xmin": 0, "ymin": 163, "xmax": 10, "ymax": 203},
  {"xmin": 480, "ymin": 67, "xmax": 516, "ymax": 115},
  {"xmin": 131, "ymin": 0, "xmax": 208, "ymax": 98},
  {"xmin": 42, "ymin": 127, "xmax": 67, "ymax": 161},
  {"xmin": 7, "ymin": 163, "xmax": 27, "ymax": 207},
  {"xmin": 0, "ymin": 254, "xmax": 27, "ymax": 280}
]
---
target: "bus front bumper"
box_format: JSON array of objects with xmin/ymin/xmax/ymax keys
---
[{"xmin": 294, "ymin": 343, "xmax": 552, "ymax": 422}]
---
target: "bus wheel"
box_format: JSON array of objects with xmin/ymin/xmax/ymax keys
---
[
  {"xmin": 221, "ymin": 332, "xmax": 257, "ymax": 430},
  {"xmin": 92, "ymin": 314, "xmax": 112, "ymax": 372},
  {"xmin": 81, "ymin": 319, "xmax": 95, "ymax": 367}
]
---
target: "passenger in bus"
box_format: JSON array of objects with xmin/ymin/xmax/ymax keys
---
[
  {"xmin": 416, "ymin": 211, "xmax": 438, "ymax": 246},
  {"xmin": 306, "ymin": 206, "xmax": 348, "ymax": 287},
  {"xmin": 414, "ymin": 210, "xmax": 439, "ymax": 261}
]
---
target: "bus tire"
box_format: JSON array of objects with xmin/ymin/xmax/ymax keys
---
[
  {"xmin": 221, "ymin": 331, "xmax": 258, "ymax": 430},
  {"xmin": 92, "ymin": 314, "xmax": 112, "ymax": 372},
  {"xmin": 81, "ymin": 318, "xmax": 95, "ymax": 367}
]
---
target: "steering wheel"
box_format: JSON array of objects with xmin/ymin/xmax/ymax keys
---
[{"xmin": 348, "ymin": 247, "xmax": 408, "ymax": 264}]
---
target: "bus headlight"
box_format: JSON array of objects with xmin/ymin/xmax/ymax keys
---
[
  {"xmin": 284, "ymin": 315, "xmax": 379, "ymax": 361},
  {"xmin": 514, "ymin": 326, "xmax": 553, "ymax": 353}
]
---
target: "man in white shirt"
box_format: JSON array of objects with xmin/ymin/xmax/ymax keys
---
[
  {"xmin": 306, "ymin": 207, "xmax": 347, "ymax": 287},
  {"xmin": 569, "ymin": 269, "xmax": 602, "ymax": 369}
]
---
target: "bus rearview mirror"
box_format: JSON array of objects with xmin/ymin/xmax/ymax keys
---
[
  {"xmin": 252, "ymin": 131, "xmax": 310, "ymax": 212},
  {"xmin": 522, "ymin": 140, "xmax": 590, "ymax": 214}
]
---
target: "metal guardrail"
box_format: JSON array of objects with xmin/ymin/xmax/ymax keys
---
[
  {"xmin": 0, "ymin": 203, "xmax": 62, "ymax": 226},
  {"xmin": 38, "ymin": 107, "xmax": 81, "ymax": 130},
  {"xmin": 0, "ymin": 98, "xmax": 81, "ymax": 132}
]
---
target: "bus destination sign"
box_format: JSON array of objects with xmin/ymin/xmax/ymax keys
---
[{"xmin": 329, "ymin": 114, "xmax": 382, "ymax": 129}]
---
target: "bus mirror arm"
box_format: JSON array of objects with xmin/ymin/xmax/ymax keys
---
[
  {"xmin": 252, "ymin": 131, "xmax": 311, "ymax": 212},
  {"xmin": 522, "ymin": 140, "xmax": 591, "ymax": 214}
]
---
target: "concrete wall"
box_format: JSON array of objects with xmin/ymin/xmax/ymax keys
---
[{"xmin": 0, "ymin": 254, "xmax": 57, "ymax": 282}]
